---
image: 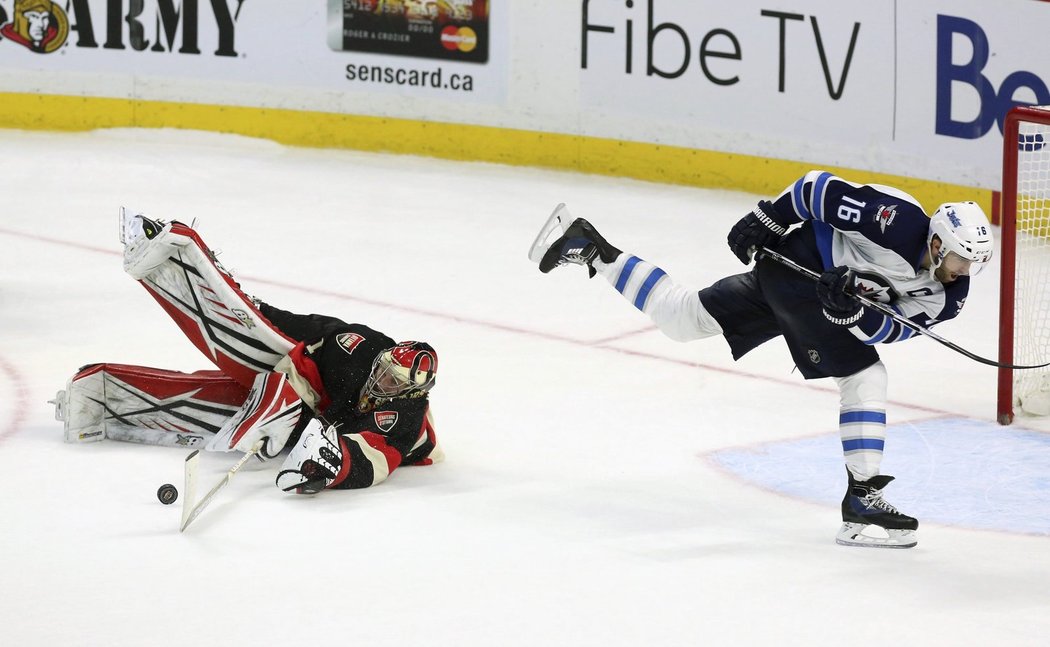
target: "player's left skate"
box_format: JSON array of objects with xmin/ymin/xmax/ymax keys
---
[
  {"xmin": 529, "ymin": 204, "xmax": 622, "ymax": 277},
  {"xmin": 836, "ymin": 470, "xmax": 918, "ymax": 549}
]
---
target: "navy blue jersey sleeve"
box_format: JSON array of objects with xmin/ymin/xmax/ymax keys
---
[{"xmin": 770, "ymin": 171, "xmax": 930, "ymax": 270}]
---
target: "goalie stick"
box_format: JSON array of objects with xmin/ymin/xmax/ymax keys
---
[
  {"xmin": 757, "ymin": 247, "xmax": 1050, "ymax": 370},
  {"xmin": 180, "ymin": 440, "xmax": 264, "ymax": 532}
]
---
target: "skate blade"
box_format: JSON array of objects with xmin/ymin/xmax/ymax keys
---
[
  {"xmin": 835, "ymin": 522, "xmax": 917, "ymax": 549},
  {"xmin": 527, "ymin": 203, "xmax": 572, "ymax": 263}
]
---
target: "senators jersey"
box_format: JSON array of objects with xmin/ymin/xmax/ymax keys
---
[
  {"xmin": 259, "ymin": 303, "xmax": 439, "ymax": 489},
  {"xmin": 770, "ymin": 170, "xmax": 970, "ymax": 346}
]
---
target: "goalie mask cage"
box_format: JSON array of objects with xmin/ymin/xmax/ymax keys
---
[{"xmin": 998, "ymin": 105, "xmax": 1050, "ymax": 424}]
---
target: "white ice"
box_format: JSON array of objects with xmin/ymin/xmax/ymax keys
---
[{"xmin": 1, "ymin": 129, "xmax": 1048, "ymax": 646}]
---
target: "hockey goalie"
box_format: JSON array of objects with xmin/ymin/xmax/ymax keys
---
[{"xmin": 52, "ymin": 209, "xmax": 442, "ymax": 494}]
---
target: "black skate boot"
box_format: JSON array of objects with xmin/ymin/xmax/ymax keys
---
[
  {"xmin": 836, "ymin": 469, "xmax": 918, "ymax": 548},
  {"xmin": 537, "ymin": 218, "xmax": 622, "ymax": 277}
]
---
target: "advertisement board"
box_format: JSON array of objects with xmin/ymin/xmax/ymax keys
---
[
  {"xmin": 0, "ymin": 0, "xmax": 506, "ymax": 103},
  {"xmin": 0, "ymin": 1, "xmax": 1048, "ymax": 191}
]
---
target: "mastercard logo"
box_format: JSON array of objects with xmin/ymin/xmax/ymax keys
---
[{"xmin": 440, "ymin": 26, "xmax": 477, "ymax": 53}]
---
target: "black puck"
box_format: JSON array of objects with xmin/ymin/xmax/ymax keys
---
[{"xmin": 157, "ymin": 483, "xmax": 179, "ymax": 505}]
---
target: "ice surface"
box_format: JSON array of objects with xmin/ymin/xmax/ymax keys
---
[{"xmin": 0, "ymin": 129, "xmax": 1048, "ymax": 646}]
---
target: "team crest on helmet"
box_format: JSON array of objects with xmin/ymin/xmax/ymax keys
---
[
  {"xmin": 374, "ymin": 410, "xmax": 398, "ymax": 432},
  {"xmin": 336, "ymin": 332, "xmax": 366, "ymax": 355},
  {"xmin": 0, "ymin": 0, "xmax": 69, "ymax": 53},
  {"xmin": 874, "ymin": 205, "xmax": 897, "ymax": 233}
]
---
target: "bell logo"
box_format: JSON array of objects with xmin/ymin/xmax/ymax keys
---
[
  {"xmin": 0, "ymin": 0, "xmax": 69, "ymax": 53},
  {"xmin": 935, "ymin": 14, "xmax": 1050, "ymax": 139}
]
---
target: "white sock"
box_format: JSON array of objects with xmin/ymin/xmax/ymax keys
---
[
  {"xmin": 834, "ymin": 362, "xmax": 888, "ymax": 480},
  {"xmin": 594, "ymin": 254, "xmax": 722, "ymax": 342}
]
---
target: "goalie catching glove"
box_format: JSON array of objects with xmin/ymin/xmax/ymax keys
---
[{"xmin": 207, "ymin": 370, "xmax": 305, "ymax": 459}]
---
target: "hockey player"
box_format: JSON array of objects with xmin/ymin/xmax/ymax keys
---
[
  {"xmin": 54, "ymin": 210, "xmax": 441, "ymax": 494},
  {"xmin": 529, "ymin": 170, "xmax": 994, "ymax": 548}
]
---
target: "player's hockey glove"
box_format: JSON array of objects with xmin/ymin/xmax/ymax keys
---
[
  {"xmin": 817, "ymin": 265, "xmax": 863, "ymax": 326},
  {"xmin": 727, "ymin": 200, "xmax": 793, "ymax": 264}
]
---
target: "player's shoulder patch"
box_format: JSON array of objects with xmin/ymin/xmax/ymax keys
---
[
  {"xmin": 336, "ymin": 332, "xmax": 366, "ymax": 355},
  {"xmin": 374, "ymin": 410, "xmax": 398, "ymax": 433}
]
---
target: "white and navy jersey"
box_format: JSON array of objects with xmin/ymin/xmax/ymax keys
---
[{"xmin": 770, "ymin": 170, "xmax": 970, "ymax": 345}]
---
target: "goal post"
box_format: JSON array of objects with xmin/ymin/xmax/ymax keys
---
[{"xmin": 998, "ymin": 105, "xmax": 1050, "ymax": 424}]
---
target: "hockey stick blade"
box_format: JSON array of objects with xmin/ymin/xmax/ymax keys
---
[
  {"xmin": 179, "ymin": 440, "xmax": 264, "ymax": 533},
  {"xmin": 527, "ymin": 203, "xmax": 573, "ymax": 263},
  {"xmin": 757, "ymin": 247, "xmax": 1050, "ymax": 370}
]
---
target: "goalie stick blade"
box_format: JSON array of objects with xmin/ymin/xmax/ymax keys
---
[
  {"xmin": 835, "ymin": 522, "xmax": 917, "ymax": 549},
  {"xmin": 179, "ymin": 450, "xmax": 200, "ymax": 532},
  {"xmin": 527, "ymin": 203, "xmax": 573, "ymax": 263},
  {"xmin": 179, "ymin": 441, "xmax": 263, "ymax": 533}
]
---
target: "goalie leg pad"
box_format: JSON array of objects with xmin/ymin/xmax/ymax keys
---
[
  {"xmin": 207, "ymin": 370, "xmax": 305, "ymax": 459},
  {"xmin": 58, "ymin": 363, "xmax": 249, "ymax": 445},
  {"xmin": 119, "ymin": 208, "xmax": 296, "ymax": 387}
]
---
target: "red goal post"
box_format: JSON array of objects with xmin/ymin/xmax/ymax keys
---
[{"xmin": 998, "ymin": 105, "xmax": 1050, "ymax": 424}]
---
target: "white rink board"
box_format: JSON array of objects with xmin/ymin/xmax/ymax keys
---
[{"xmin": 1, "ymin": 1, "xmax": 1049, "ymax": 188}]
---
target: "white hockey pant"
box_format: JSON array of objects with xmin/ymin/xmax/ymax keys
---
[
  {"xmin": 834, "ymin": 361, "xmax": 888, "ymax": 480},
  {"xmin": 593, "ymin": 254, "xmax": 723, "ymax": 341}
]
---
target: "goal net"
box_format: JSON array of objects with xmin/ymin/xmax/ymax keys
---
[{"xmin": 998, "ymin": 105, "xmax": 1050, "ymax": 424}]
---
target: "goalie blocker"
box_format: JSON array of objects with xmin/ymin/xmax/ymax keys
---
[{"xmin": 54, "ymin": 208, "xmax": 443, "ymax": 493}]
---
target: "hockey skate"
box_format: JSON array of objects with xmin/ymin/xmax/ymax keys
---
[
  {"xmin": 529, "ymin": 204, "xmax": 621, "ymax": 277},
  {"xmin": 836, "ymin": 470, "xmax": 918, "ymax": 549}
]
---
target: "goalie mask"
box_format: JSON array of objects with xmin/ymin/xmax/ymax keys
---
[
  {"xmin": 363, "ymin": 341, "xmax": 438, "ymax": 400},
  {"xmin": 926, "ymin": 201, "xmax": 994, "ymax": 281}
]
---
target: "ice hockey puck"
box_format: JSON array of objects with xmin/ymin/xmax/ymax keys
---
[{"xmin": 157, "ymin": 483, "xmax": 178, "ymax": 505}]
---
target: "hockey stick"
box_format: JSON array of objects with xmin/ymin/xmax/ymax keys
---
[
  {"xmin": 757, "ymin": 247, "xmax": 1050, "ymax": 370},
  {"xmin": 179, "ymin": 440, "xmax": 264, "ymax": 532}
]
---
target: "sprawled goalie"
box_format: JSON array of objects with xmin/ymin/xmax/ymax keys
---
[{"xmin": 52, "ymin": 209, "xmax": 442, "ymax": 493}]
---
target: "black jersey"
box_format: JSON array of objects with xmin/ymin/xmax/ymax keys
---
[{"xmin": 259, "ymin": 303, "xmax": 440, "ymax": 489}]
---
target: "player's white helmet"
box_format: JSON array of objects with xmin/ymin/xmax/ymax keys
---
[
  {"xmin": 364, "ymin": 341, "xmax": 438, "ymax": 400},
  {"xmin": 927, "ymin": 201, "xmax": 994, "ymax": 280}
]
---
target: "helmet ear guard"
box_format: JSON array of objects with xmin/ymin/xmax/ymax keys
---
[{"xmin": 927, "ymin": 201, "xmax": 994, "ymax": 279}]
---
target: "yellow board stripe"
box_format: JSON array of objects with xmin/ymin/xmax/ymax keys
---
[{"xmin": 0, "ymin": 91, "xmax": 992, "ymax": 213}]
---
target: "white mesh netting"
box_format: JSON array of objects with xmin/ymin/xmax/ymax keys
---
[{"xmin": 1012, "ymin": 108, "xmax": 1050, "ymax": 415}]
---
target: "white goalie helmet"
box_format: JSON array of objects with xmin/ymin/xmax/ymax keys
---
[{"xmin": 926, "ymin": 201, "xmax": 994, "ymax": 280}]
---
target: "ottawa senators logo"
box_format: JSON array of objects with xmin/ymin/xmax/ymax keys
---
[
  {"xmin": 336, "ymin": 332, "xmax": 366, "ymax": 355},
  {"xmin": 0, "ymin": 0, "xmax": 69, "ymax": 53},
  {"xmin": 374, "ymin": 410, "xmax": 398, "ymax": 433}
]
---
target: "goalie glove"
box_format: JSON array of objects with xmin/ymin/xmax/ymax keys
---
[
  {"xmin": 275, "ymin": 420, "xmax": 346, "ymax": 494},
  {"xmin": 207, "ymin": 370, "xmax": 305, "ymax": 459}
]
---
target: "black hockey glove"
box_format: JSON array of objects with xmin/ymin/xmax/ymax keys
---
[
  {"xmin": 816, "ymin": 266, "xmax": 863, "ymax": 325},
  {"xmin": 727, "ymin": 200, "xmax": 790, "ymax": 265}
]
